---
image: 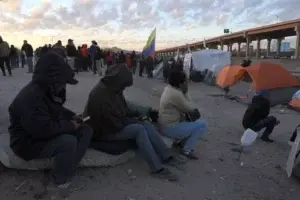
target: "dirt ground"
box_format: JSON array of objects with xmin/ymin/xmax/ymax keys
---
[{"xmin": 0, "ymin": 68, "xmax": 300, "ymax": 200}]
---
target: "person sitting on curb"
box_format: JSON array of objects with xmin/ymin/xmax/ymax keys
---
[
  {"xmin": 158, "ymin": 70, "xmax": 207, "ymax": 160},
  {"xmin": 83, "ymin": 63, "xmax": 184, "ymax": 182},
  {"xmin": 8, "ymin": 51, "xmax": 93, "ymax": 197},
  {"xmin": 242, "ymin": 89, "xmax": 279, "ymax": 143}
]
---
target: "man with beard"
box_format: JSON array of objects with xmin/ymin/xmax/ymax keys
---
[{"xmin": 8, "ymin": 51, "xmax": 93, "ymax": 197}]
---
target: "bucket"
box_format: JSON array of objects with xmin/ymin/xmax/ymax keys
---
[{"xmin": 241, "ymin": 129, "xmax": 258, "ymax": 147}]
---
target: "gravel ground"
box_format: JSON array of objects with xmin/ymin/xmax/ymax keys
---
[{"xmin": 0, "ymin": 68, "xmax": 300, "ymax": 200}]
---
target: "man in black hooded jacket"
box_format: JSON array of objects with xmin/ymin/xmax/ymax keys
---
[
  {"xmin": 8, "ymin": 51, "xmax": 93, "ymax": 197},
  {"xmin": 242, "ymin": 90, "xmax": 279, "ymax": 143},
  {"xmin": 83, "ymin": 63, "xmax": 183, "ymax": 181}
]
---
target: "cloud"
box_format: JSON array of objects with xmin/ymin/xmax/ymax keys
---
[{"xmin": 0, "ymin": 0, "xmax": 299, "ymax": 50}]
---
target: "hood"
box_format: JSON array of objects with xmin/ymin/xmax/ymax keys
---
[
  {"xmin": 101, "ymin": 63, "xmax": 133, "ymax": 91},
  {"xmin": 83, "ymin": 44, "xmax": 87, "ymax": 48},
  {"xmin": 32, "ymin": 51, "xmax": 78, "ymax": 86}
]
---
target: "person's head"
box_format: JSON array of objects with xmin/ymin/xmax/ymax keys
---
[
  {"xmin": 101, "ymin": 63, "xmax": 133, "ymax": 92},
  {"xmin": 11, "ymin": 45, "xmax": 14, "ymax": 48},
  {"xmin": 120, "ymin": 50, "xmax": 124, "ymax": 54},
  {"xmin": 91, "ymin": 40, "xmax": 97, "ymax": 45},
  {"xmin": 168, "ymin": 70, "xmax": 187, "ymax": 92},
  {"xmin": 68, "ymin": 39, "xmax": 73, "ymax": 45},
  {"xmin": 0, "ymin": 36, "xmax": 3, "ymax": 42},
  {"xmin": 23, "ymin": 40, "xmax": 27, "ymax": 44},
  {"xmin": 132, "ymin": 51, "xmax": 135, "ymax": 55},
  {"xmin": 48, "ymin": 44, "xmax": 51, "ymax": 48},
  {"xmin": 57, "ymin": 40, "xmax": 62, "ymax": 46},
  {"xmin": 32, "ymin": 51, "xmax": 78, "ymax": 92}
]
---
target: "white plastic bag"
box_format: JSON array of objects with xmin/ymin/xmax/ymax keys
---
[{"xmin": 241, "ymin": 129, "xmax": 258, "ymax": 147}]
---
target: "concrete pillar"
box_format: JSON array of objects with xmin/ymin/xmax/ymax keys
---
[
  {"xmin": 256, "ymin": 38, "xmax": 261, "ymax": 59},
  {"xmin": 228, "ymin": 43, "xmax": 232, "ymax": 52},
  {"xmin": 276, "ymin": 38, "xmax": 283, "ymax": 56},
  {"xmin": 237, "ymin": 42, "xmax": 241, "ymax": 57},
  {"xmin": 220, "ymin": 39, "xmax": 224, "ymax": 50},
  {"xmin": 267, "ymin": 38, "xmax": 271, "ymax": 57},
  {"xmin": 295, "ymin": 25, "xmax": 300, "ymax": 59},
  {"xmin": 245, "ymin": 37, "xmax": 251, "ymax": 58}
]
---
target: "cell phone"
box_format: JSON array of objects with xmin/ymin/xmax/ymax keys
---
[{"xmin": 82, "ymin": 116, "xmax": 90, "ymax": 122}]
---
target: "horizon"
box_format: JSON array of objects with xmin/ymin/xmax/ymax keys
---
[{"xmin": 1, "ymin": 0, "xmax": 300, "ymax": 51}]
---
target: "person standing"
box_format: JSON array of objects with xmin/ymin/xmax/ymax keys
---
[
  {"xmin": 21, "ymin": 40, "xmax": 34, "ymax": 73},
  {"xmin": 9, "ymin": 45, "xmax": 18, "ymax": 69},
  {"xmin": 66, "ymin": 39, "xmax": 78, "ymax": 73},
  {"xmin": 89, "ymin": 41, "xmax": 98, "ymax": 75},
  {"xmin": 0, "ymin": 36, "xmax": 12, "ymax": 76},
  {"xmin": 131, "ymin": 51, "xmax": 137, "ymax": 75}
]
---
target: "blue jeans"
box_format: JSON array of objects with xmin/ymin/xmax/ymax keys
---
[
  {"xmin": 27, "ymin": 57, "xmax": 33, "ymax": 73},
  {"xmin": 115, "ymin": 122, "xmax": 173, "ymax": 172},
  {"xmin": 161, "ymin": 120, "xmax": 207, "ymax": 152}
]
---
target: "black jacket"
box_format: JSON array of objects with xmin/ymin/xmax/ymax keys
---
[
  {"xmin": 8, "ymin": 52, "xmax": 78, "ymax": 161},
  {"xmin": 83, "ymin": 63, "xmax": 133, "ymax": 140},
  {"xmin": 117, "ymin": 53, "xmax": 126, "ymax": 64},
  {"xmin": 242, "ymin": 94, "xmax": 270, "ymax": 129},
  {"xmin": 21, "ymin": 43, "xmax": 34, "ymax": 57},
  {"xmin": 66, "ymin": 44, "xmax": 77, "ymax": 57}
]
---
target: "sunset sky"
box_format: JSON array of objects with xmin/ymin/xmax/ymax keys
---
[{"xmin": 0, "ymin": 0, "xmax": 300, "ymax": 50}]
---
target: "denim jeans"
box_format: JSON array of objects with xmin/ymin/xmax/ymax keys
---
[
  {"xmin": 27, "ymin": 57, "xmax": 33, "ymax": 73},
  {"xmin": 161, "ymin": 120, "xmax": 207, "ymax": 152},
  {"xmin": 37, "ymin": 124, "xmax": 93, "ymax": 184},
  {"xmin": 115, "ymin": 122, "xmax": 173, "ymax": 172}
]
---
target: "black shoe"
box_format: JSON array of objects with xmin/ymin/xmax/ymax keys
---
[
  {"xmin": 261, "ymin": 136, "xmax": 274, "ymax": 143},
  {"xmin": 180, "ymin": 150, "xmax": 199, "ymax": 160},
  {"xmin": 151, "ymin": 168, "xmax": 178, "ymax": 182}
]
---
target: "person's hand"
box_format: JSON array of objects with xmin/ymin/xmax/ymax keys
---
[
  {"xmin": 72, "ymin": 115, "xmax": 83, "ymax": 123},
  {"xmin": 149, "ymin": 109, "xmax": 159, "ymax": 123},
  {"xmin": 70, "ymin": 120, "xmax": 80, "ymax": 130}
]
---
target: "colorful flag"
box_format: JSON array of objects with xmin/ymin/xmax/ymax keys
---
[{"xmin": 142, "ymin": 28, "xmax": 156, "ymax": 59}]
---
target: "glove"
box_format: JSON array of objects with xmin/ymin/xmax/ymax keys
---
[
  {"xmin": 149, "ymin": 108, "xmax": 159, "ymax": 123},
  {"xmin": 186, "ymin": 109, "xmax": 201, "ymax": 121}
]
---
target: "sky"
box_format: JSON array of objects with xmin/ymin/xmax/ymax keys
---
[{"xmin": 0, "ymin": 0, "xmax": 300, "ymax": 51}]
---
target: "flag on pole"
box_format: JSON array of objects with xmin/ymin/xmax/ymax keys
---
[
  {"xmin": 142, "ymin": 28, "xmax": 156, "ymax": 59},
  {"xmin": 174, "ymin": 48, "xmax": 179, "ymax": 61}
]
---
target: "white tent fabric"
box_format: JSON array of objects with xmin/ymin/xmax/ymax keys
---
[
  {"xmin": 191, "ymin": 49, "xmax": 231, "ymax": 73},
  {"xmin": 153, "ymin": 62, "xmax": 164, "ymax": 79}
]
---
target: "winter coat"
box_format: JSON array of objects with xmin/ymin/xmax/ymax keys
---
[{"xmin": 8, "ymin": 52, "xmax": 78, "ymax": 161}]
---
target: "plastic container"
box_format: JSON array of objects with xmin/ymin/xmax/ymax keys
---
[{"xmin": 241, "ymin": 128, "xmax": 258, "ymax": 147}]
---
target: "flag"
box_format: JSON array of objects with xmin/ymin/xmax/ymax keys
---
[
  {"xmin": 142, "ymin": 28, "xmax": 156, "ymax": 59},
  {"xmin": 174, "ymin": 49, "xmax": 179, "ymax": 61}
]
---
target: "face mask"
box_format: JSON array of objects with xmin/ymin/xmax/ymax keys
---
[{"xmin": 50, "ymin": 84, "xmax": 66, "ymax": 104}]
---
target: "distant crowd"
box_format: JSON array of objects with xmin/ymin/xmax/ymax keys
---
[{"xmin": 0, "ymin": 36, "xmax": 160, "ymax": 77}]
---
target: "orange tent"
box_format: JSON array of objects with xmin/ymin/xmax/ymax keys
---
[
  {"xmin": 245, "ymin": 62, "xmax": 300, "ymax": 91},
  {"xmin": 216, "ymin": 62, "xmax": 300, "ymax": 91},
  {"xmin": 216, "ymin": 65, "xmax": 245, "ymax": 88}
]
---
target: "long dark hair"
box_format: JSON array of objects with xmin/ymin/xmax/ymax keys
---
[{"xmin": 168, "ymin": 70, "xmax": 186, "ymax": 88}]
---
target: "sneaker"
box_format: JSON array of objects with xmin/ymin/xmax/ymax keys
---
[
  {"xmin": 151, "ymin": 168, "xmax": 178, "ymax": 181},
  {"xmin": 46, "ymin": 182, "xmax": 72, "ymax": 197},
  {"xmin": 260, "ymin": 136, "xmax": 274, "ymax": 143},
  {"xmin": 180, "ymin": 150, "xmax": 199, "ymax": 160},
  {"xmin": 164, "ymin": 155, "xmax": 187, "ymax": 170},
  {"xmin": 46, "ymin": 177, "xmax": 88, "ymax": 197}
]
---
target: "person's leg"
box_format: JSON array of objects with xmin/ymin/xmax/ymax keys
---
[
  {"xmin": 37, "ymin": 134, "xmax": 78, "ymax": 185},
  {"xmin": 161, "ymin": 120, "xmax": 207, "ymax": 159},
  {"xmin": 0, "ymin": 58, "xmax": 6, "ymax": 76},
  {"xmin": 260, "ymin": 116, "xmax": 278, "ymax": 142},
  {"xmin": 115, "ymin": 123, "xmax": 177, "ymax": 181},
  {"xmin": 115, "ymin": 124, "xmax": 162, "ymax": 172},
  {"xmin": 27, "ymin": 57, "xmax": 33, "ymax": 73},
  {"xmin": 4, "ymin": 57, "xmax": 12, "ymax": 75}
]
